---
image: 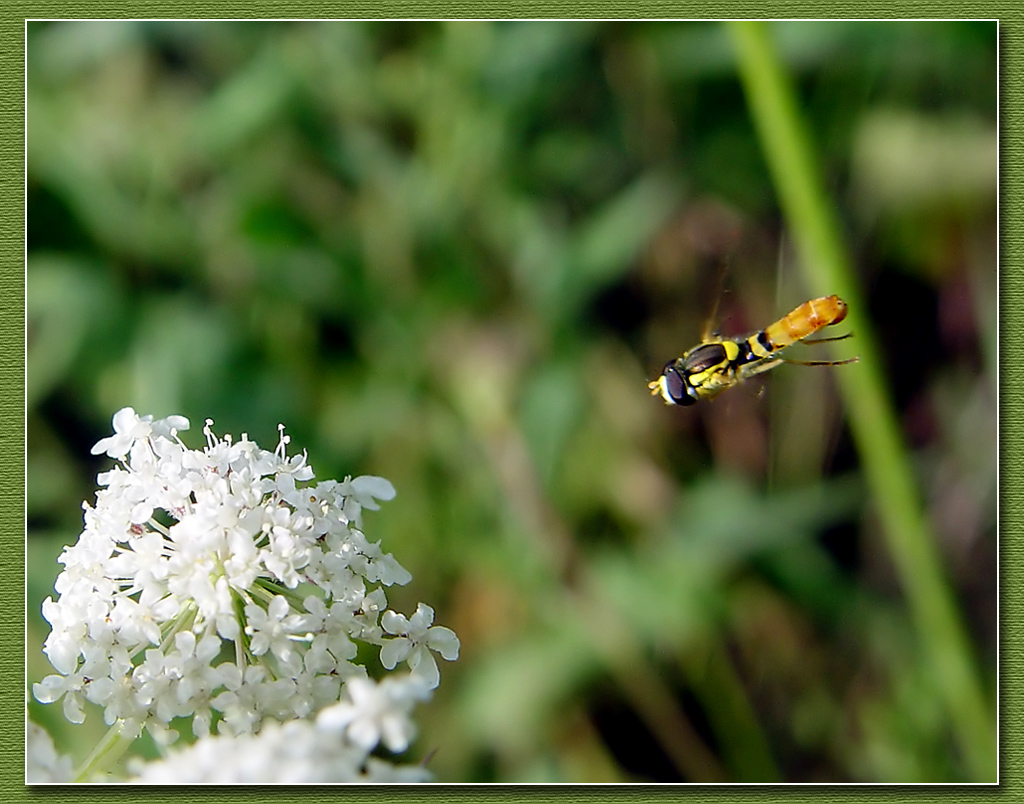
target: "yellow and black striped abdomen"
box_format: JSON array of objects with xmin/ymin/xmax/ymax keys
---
[{"xmin": 757, "ymin": 295, "xmax": 848, "ymax": 355}]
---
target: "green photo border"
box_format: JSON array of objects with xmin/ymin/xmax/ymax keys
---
[{"xmin": 9, "ymin": 6, "xmax": 1013, "ymax": 801}]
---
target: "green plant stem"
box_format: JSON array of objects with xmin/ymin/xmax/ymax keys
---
[
  {"xmin": 74, "ymin": 721, "xmax": 135, "ymax": 782},
  {"xmin": 727, "ymin": 20, "xmax": 994, "ymax": 781}
]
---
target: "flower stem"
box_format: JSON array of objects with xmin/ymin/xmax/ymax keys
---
[
  {"xmin": 73, "ymin": 721, "xmax": 135, "ymax": 782},
  {"xmin": 727, "ymin": 20, "xmax": 994, "ymax": 781}
]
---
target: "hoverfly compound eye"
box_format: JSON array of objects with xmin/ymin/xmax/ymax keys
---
[{"xmin": 663, "ymin": 365, "xmax": 699, "ymax": 406}]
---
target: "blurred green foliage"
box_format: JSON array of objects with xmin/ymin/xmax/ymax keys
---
[{"xmin": 27, "ymin": 20, "xmax": 996, "ymax": 782}]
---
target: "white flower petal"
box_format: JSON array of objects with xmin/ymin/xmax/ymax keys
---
[{"xmin": 379, "ymin": 638, "xmax": 411, "ymax": 670}]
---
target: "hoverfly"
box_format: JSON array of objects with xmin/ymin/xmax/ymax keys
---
[{"xmin": 649, "ymin": 295, "xmax": 859, "ymax": 406}]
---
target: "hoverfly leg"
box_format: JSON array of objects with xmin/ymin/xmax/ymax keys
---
[
  {"xmin": 779, "ymin": 356, "xmax": 860, "ymax": 367},
  {"xmin": 801, "ymin": 332, "xmax": 854, "ymax": 345}
]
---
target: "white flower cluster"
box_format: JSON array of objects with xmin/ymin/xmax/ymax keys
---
[
  {"xmin": 32, "ymin": 408, "xmax": 459, "ymax": 765},
  {"xmin": 129, "ymin": 675, "xmax": 433, "ymax": 783},
  {"xmin": 27, "ymin": 720, "xmax": 75, "ymax": 783}
]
